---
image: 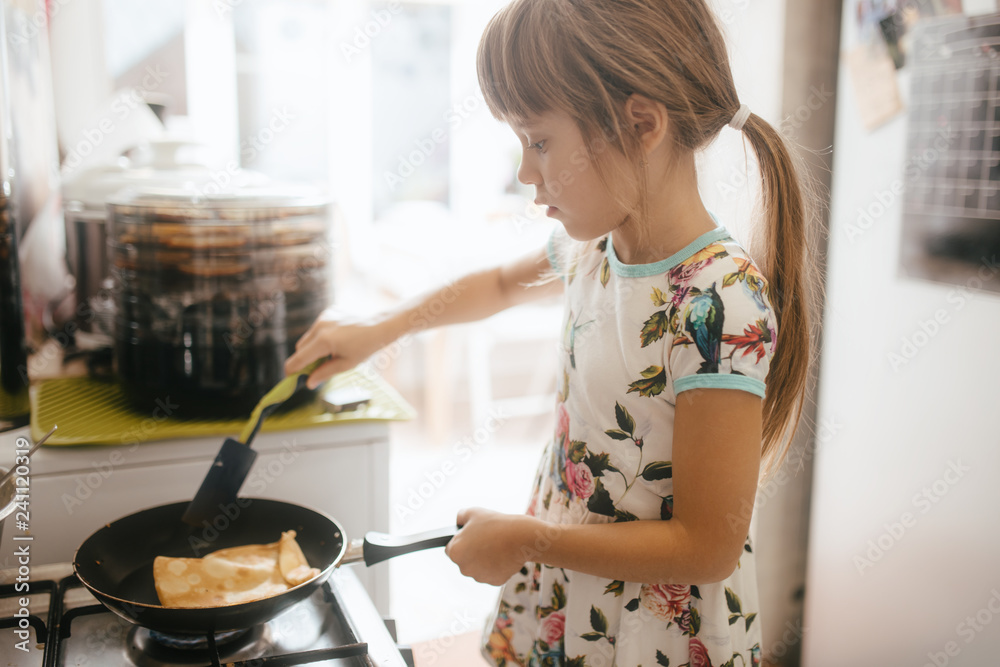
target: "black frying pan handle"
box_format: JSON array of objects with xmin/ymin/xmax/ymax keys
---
[{"xmin": 361, "ymin": 525, "xmax": 460, "ymax": 566}]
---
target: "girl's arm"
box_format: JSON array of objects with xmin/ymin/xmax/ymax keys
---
[
  {"xmin": 445, "ymin": 387, "xmax": 762, "ymax": 585},
  {"xmin": 285, "ymin": 246, "xmax": 562, "ymax": 388}
]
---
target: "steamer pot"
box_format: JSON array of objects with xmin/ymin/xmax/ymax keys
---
[
  {"xmin": 108, "ymin": 187, "xmax": 332, "ymax": 418},
  {"xmin": 61, "ymin": 140, "xmax": 269, "ymax": 339}
]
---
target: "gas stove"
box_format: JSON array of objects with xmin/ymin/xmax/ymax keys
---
[{"xmin": 0, "ymin": 563, "xmax": 411, "ymax": 666}]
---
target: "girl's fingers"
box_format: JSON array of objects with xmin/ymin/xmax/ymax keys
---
[
  {"xmin": 456, "ymin": 507, "xmax": 476, "ymax": 527},
  {"xmin": 307, "ymin": 356, "xmax": 353, "ymax": 389},
  {"xmin": 295, "ymin": 324, "xmax": 319, "ymax": 350},
  {"xmin": 295, "ymin": 313, "xmax": 341, "ymax": 351},
  {"xmin": 285, "ymin": 335, "xmax": 331, "ymax": 374},
  {"xmin": 284, "ymin": 347, "xmax": 308, "ymax": 374}
]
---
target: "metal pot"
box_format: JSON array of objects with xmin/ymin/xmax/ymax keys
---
[
  {"xmin": 107, "ymin": 186, "xmax": 333, "ymax": 418},
  {"xmin": 60, "ymin": 140, "xmax": 268, "ymax": 340}
]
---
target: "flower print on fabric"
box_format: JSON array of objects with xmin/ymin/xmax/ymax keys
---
[
  {"xmin": 565, "ymin": 401, "xmax": 674, "ymax": 522},
  {"xmin": 688, "ymin": 636, "xmax": 713, "ymax": 667},
  {"xmin": 727, "ymin": 319, "xmax": 775, "ymax": 363},
  {"xmin": 631, "ymin": 232, "xmax": 777, "ymax": 398},
  {"xmin": 486, "ymin": 225, "xmax": 769, "ymax": 667},
  {"xmin": 554, "ymin": 437, "xmax": 595, "ymax": 507},
  {"xmin": 486, "ymin": 601, "xmax": 519, "ymax": 666},
  {"xmin": 548, "ymin": 381, "xmax": 601, "ymax": 511},
  {"xmin": 540, "ymin": 611, "xmax": 565, "ymax": 646},
  {"xmin": 579, "ymin": 236, "xmax": 612, "ymax": 288},
  {"xmin": 667, "ymin": 242, "xmax": 729, "ymax": 286},
  {"xmin": 640, "ymin": 584, "xmax": 692, "ymax": 623},
  {"xmin": 630, "ymin": 240, "xmax": 756, "ymax": 395},
  {"xmin": 533, "ymin": 581, "xmax": 569, "ymax": 662},
  {"xmin": 565, "ymin": 460, "xmax": 595, "ymax": 499},
  {"xmin": 595, "ymin": 237, "xmax": 611, "ymax": 288},
  {"xmin": 727, "ymin": 256, "xmax": 769, "ymax": 311},
  {"xmin": 556, "ymin": 402, "xmax": 571, "ymax": 451}
]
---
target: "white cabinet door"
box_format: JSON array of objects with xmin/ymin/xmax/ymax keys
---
[{"xmin": 0, "ymin": 428, "xmax": 392, "ymax": 612}]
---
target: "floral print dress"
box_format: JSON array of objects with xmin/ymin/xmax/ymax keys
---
[{"xmin": 483, "ymin": 225, "xmax": 775, "ymax": 667}]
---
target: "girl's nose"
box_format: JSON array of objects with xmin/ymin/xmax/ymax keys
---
[{"xmin": 517, "ymin": 153, "xmax": 541, "ymax": 186}]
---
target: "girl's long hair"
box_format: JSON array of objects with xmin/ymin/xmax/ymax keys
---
[{"xmin": 477, "ymin": 0, "xmax": 819, "ymax": 477}]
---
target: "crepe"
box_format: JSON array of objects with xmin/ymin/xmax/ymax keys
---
[{"xmin": 153, "ymin": 531, "xmax": 321, "ymax": 608}]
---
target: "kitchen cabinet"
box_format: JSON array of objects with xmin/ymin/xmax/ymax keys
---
[{"xmin": 0, "ymin": 420, "xmax": 393, "ymax": 613}]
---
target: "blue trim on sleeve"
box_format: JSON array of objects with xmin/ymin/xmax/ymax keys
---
[
  {"xmin": 607, "ymin": 227, "xmax": 732, "ymax": 278},
  {"xmin": 674, "ymin": 374, "xmax": 766, "ymax": 398}
]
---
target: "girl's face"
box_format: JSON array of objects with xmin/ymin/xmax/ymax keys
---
[{"xmin": 512, "ymin": 110, "xmax": 632, "ymax": 242}]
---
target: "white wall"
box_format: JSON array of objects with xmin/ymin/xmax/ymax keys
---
[
  {"xmin": 701, "ymin": 0, "xmax": 787, "ymax": 248},
  {"xmin": 48, "ymin": 0, "xmax": 110, "ymax": 152},
  {"xmin": 803, "ymin": 6, "xmax": 1000, "ymax": 666}
]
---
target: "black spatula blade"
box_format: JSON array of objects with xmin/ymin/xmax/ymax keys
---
[
  {"xmin": 181, "ymin": 359, "xmax": 325, "ymax": 527},
  {"xmin": 181, "ymin": 438, "xmax": 257, "ymax": 526}
]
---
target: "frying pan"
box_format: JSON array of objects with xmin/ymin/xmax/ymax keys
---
[{"xmin": 73, "ymin": 498, "xmax": 457, "ymax": 635}]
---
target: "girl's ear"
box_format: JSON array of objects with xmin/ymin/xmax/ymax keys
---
[{"xmin": 624, "ymin": 94, "xmax": 670, "ymax": 155}]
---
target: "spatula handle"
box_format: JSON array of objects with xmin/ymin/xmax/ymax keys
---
[
  {"xmin": 239, "ymin": 358, "xmax": 328, "ymax": 445},
  {"xmin": 239, "ymin": 374, "xmax": 310, "ymax": 445}
]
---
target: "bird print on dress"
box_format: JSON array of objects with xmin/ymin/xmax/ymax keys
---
[{"xmin": 683, "ymin": 283, "xmax": 725, "ymax": 374}]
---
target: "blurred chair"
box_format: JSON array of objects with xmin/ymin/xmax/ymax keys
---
[
  {"xmin": 359, "ymin": 201, "xmax": 560, "ymax": 444},
  {"xmin": 466, "ymin": 301, "xmax": 561, "ymax": 429}
]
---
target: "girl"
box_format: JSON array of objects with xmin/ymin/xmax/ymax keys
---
[{"xmin": 286, "ymin": 0, "xmax": 816, "ymax": 664}]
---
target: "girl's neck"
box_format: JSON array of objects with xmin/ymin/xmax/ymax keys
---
[{"xmin": 611, "ymin": 150, "xmax": 717, "ymax": 266}]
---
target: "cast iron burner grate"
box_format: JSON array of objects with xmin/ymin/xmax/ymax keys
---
[
  {"xmin": 141, "ymin": 626, "xmax": 254, "ymax": 650},
  {"xmin": 0, "ymin": 574, "xmax": 373, "ymax": 666},
  {"xmin": 127, "ymin": 625, "xmax": 265, "ymax": 664}
]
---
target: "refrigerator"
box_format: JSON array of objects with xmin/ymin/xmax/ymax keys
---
[{"xmin": 803, "ymin": 4, "xmax": 1000, "ymax": 666}]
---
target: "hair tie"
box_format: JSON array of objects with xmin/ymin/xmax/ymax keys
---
[{"xmin": 729, "ymin": 103, "xmax": 751, "ymax": 132}]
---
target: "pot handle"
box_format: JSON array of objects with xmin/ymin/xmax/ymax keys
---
[{"xmin": 342, "ymin": 526, "xmax": 460, "ymax": 567}]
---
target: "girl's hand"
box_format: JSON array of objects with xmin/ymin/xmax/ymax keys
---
[
  {"xmin": 284, "ymin": 310, "xmax": 394, "ymax": 389},
  {"xmin": 445, "ymin": 508, "xmax": 538, "ymax": 586}
]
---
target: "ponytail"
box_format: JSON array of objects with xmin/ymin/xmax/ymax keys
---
[
  {"xmin": 741, "ymin": 113, "xmax": 819, "ymax": 478},
  {"xmin": 476, "ymin": 0, "xmax": 819, "ymax": 476}
]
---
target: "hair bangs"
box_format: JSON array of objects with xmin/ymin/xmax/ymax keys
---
[{"xmin": 477, "ymin": 0, "xmax": 573, "ymax": 124}]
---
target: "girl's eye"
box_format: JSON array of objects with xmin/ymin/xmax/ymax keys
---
[{"xmin": 527, "ymin": 140, "xmax": 546, "ymax": 152}]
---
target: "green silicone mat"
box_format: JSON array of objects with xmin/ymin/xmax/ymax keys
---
[
  {"xmin": 30, "ymin": 369, "xmax": 415, "ymax": 446},
  {"xmin": 0, "ymin": 388, "xmax": 29, "ymax": 422}
]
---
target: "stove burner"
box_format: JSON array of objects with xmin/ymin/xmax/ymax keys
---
[
  {"xmin": 0, "ymin": 569, "xmax": 402, "ymax": 666},
  {"xmin": 128, "ymin": 624, "xmax": 266, "ymax": 665},
  {"xmin": 148, "ymin": 627, "xmax": 249, "ymax": 649}
]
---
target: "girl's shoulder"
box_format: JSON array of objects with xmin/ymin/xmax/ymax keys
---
[
  {"xmin": 668, "ymin": 230, "xmax": 767, "ymax": 289},
  {"xmin": 547, "ymin": 225, "xmax": 769, "ymax": 306}
]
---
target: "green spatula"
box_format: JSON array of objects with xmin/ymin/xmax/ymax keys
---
[{"xmin": 181, "ymin": 359, "xmax": 325, "ymax": 527}]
